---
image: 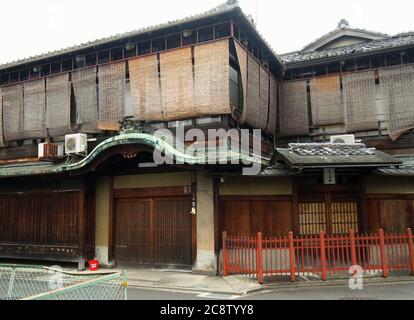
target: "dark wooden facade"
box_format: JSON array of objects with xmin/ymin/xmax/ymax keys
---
[{"xmin": 0, "ymin": 177, "xmax": 95, "ymax": 269}]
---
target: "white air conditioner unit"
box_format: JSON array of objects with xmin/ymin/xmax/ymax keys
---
[
  {"xmin": 38, "ymin": 143, "xmax": 64, "ymax": 159},
  {"xmin": 330, "ymin": 134, "xmax": 356, "ymax": 144},
  {"xmin": 65, "ymin": 134, "xmax": 88, "ymax": 155}
]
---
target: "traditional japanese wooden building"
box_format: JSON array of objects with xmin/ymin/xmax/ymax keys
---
[{"xmin": 0, "ymin": 1, "xmax": 413, "ymax": 275}]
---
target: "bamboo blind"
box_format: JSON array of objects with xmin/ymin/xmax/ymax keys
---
[
  {"xmin": 194, "ymin": 39, "xmax": 230, "ymax": 117},
  {"xmin": 245, "ymin": 55, "xmax": 261, "ymax": 129},
  {"xmin": 234, "ymin": 41, "xmax": 248, "ymax": 123},
  {"xmin": 98, "ymin": 62, "xmax": 126, "ymax": 131},
  {"xmin": 259, "ymin": 66, "xmax": 270, "ymax": 131},
  {"xmin": 2, "ymin": 84, "xmax": 24, "ymax": 142},
  {"xmin": 380, "ymin": 65, "xmax": 414, "ymax": 141},
  {"xmin": 0, "ymin": 87, "xmax": 4, "ymax": 147},
  {"xmin": 160, "ymin": 47, "xmax": 195, "ymax": 121},
  {"xmin": 23, "ymin": 79, "xmax": 46, "ymax": 139},
  {"xmin": 279, "ymin": 80, "xmax": 309, "ymax": 137},
  {"xmin": 343, "ymin": 70, "xmax": 378, "ymax": 132},
  {"xmin": 72, "ymin": 67, "xmax": 98, "ymax": 133},
  {"xmin": 46, "ymin": 73, "xmax": 72, "ymax": 137},
  {"xmin": 267, "ymin": 78, "xmax": 278, "ymax": 135},
  {"xmin": 129, "ymin": 55, "xmax": 163, "ymax": 121},
  {"xmin": 310, "ymin": 75, "xmax": 344, "ymax": 126}
]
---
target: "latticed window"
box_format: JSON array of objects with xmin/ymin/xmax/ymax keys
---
[{"xmin": 298, "ymin": 192, "xmax": 360, "ymax": 235}]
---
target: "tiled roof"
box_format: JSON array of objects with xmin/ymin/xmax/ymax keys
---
[
  {"xmin": 276, "ymin": 143, "xmax": 402, "ymax": 169},
  {"xmin": 0, "ymin": 1, "xmax": 282, "ymax": 71},
  {"xmin": 288, "ymin": 143, "xmax": 376, "ymax": 157},
  {"xmin": 281, "ymin": 33, "xmax": 414, "ymax": 64}
]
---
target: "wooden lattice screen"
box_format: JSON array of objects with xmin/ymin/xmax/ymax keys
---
[
  {"xmin": 72, "ymin": 67, "xmax": 98, "ymax": 133},
  {"xmin": 279, "ymin": 80, "xmax": 309, "ymax": 137},
  {"xmin": 310, "ymin": 75, "xmax": 344, "ymax": 126},
  {"xmin": 46, "ymin": 73, "xmax": 72, "ymax": 137},
  {"xmin": 194, "ymin": 39, "xmax": 230, "ymax": 117},
  {"xmin": 380, "ymin": 65, "xmax": 414, "ymax": 141},
  {"xmin": 343, "ymin": 70, "xmax": 378, "ymax": 132},
  {"xmin": 160, "ymin": 47, "xmax": 195, "ymax": 121},
  {"xmin": 129, "ymin": 55, "xmax": 163, "ymax": 122},
  {"xmin": 98, "ymin": 62, "xmax": 126, "ymax": 131}
]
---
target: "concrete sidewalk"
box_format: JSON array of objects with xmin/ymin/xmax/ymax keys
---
[{"xmin": 118, "ymin": 269, "xmax": 263, "ymax": 295}]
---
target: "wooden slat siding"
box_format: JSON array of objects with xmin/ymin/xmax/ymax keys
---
[
  {"xmin": 279, "ymin": 80, "xmax": 309, "ymax": 137},
  {"xmin": 234, "ymin": 41, "xmax": 248, "ymax": 124},
  {"xmin": 266, "ymin": 77, "xmax": 278, "ymax": 135},
  {"xmin": 71, "ymin": 67, "xmax": 98, "ymax": 133},
  {"xmin": 343, "ymin": 70, "xmax": 378, "ymax": 132},
  {"xmin": 380, "ymin": 65, "xmax": 414, "ymax": 141},
  {"xmin": 98, "ymin": 62, "xmax": 126, "ymax": 131},
  {"xmin": 2, "ymin": 83, "xmax": 24, "ymax": 142},
  {"xmin": 0, "ymin": 192, "xmax": 80, "ymax": 245},
  {"xmin": 153, "ymin": 197, "xmax": 192, "ymax": 266},
  {"xmin": 129, "ymin": 55, "xmax": 163, "ymax": 121},
  {"xmin": 310, "ymin": 75, "xmax": 344, "ymax": 126},
  {"xmin": 115, "ymin": 198, "xmax": 151, "ymax": 265},
  {"xmin": 194, "ymin": 39, "xmax": 230, "ymax": 117},
  {"xmin": 23, "ymin": 79, "xmax": 47, "ymax": 139},
  {"xmin": 245, "ymin": 55, "xmax": 261, "ymax": 129},
  {"xmin": 219, "ymin": 196, "xmax": 293, "ymax": 238},
  {"xmin": 160, "ymin": 47, "xmax": 195, "ymax": 121},
  {"xmin": 367, "ymin": 196, "xmax": 414, "ymax": 233},
  {"xmin": 46, "ymin": 73, "xmax": 72, "ymax": 137}
]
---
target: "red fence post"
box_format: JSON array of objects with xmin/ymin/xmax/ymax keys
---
[
  {"xmin": 320, "ymin": 231, "xmax": 327, "ymax": 281},
  {"xmin": 407, "ymin": 228, "xmax": 414, "ymax": 276},
  {"xmin": 350, "ymin": 230, "xmax": 357, "ymax": 268},
  {"xmin": 222, "ymin": 231, "xmax": 228, "ymax": 277},
  {"xmin": 288, "ymin": 232, "xmax": 296, "ymax": 283},
  {"xmin": 378, "ymin": 229, "xmax": 389, "ymax": 279},
  {"xmin": 257, "ymin": 233, "xmax": 264, "ymax": 285}
]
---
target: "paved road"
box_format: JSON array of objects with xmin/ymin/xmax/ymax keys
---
[{"xmin": 127, "ymin": 281, "xmax": 414, "ymax": 300}]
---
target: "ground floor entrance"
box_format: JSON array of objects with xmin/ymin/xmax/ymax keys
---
[{"xmin": 114, "ymin": 196, "xmax": 193, "ymax": 268}]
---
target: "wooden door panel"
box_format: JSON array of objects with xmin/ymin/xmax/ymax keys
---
[
  {"xmin": 153, "ymin": 198, "xmax": 192, "ymax": 267},
  {"xmin": 115, "ymin": 199, "xmax": 151, "ymax": 265}
]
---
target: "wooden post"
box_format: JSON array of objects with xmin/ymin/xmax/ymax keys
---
[
  {"xmin": 379, "ymin": 229, "xmax": 389, "ymax": 278},
  {"xmin": 257, "ymin": 233, "xmax": 264, "ymax": 285},
  {"xmin": 350, "ymin": 230, "xmax": 357, "ymax": 268},
  {"xmin": 288, "ymin": 232, "xmax": 296, "ymax": 283},
  {"xmin": 320, "ymin": 231, "xmax": 327, "ymax": 281},
  {"xmin": 407, "ymin": 228, "xmax": 414, "ymax": 276},
  {"xmin": 222, "ymin": 231, "xmax": 228, "ymax": 277}
]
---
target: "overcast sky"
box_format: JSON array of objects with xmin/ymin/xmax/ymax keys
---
[{"xmin": 1, "ymin": 0, "xmax": 413, "ymax": 65}]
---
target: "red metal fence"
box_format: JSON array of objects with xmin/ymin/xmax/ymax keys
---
[{"xmin": 222, "ymin": 229, "xmax": 414, "ymax": 284}]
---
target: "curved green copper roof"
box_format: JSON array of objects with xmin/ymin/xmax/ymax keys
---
[{"xmin": 0, "ymin": 133, "xmax": 267, "ymax": 178}]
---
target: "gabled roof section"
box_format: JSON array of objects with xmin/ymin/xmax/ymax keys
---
[
  {"xmin": 302, "ymin": 20, "xmax": 389, "ymax": 52},
  {"xmin": 0, "ymin": 0, "xmax": 283, "ymax": 71},
  {"xmin": 281, "ymin": 32, "xmax": 414, "ymax": 65}
]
